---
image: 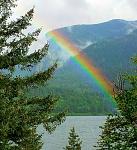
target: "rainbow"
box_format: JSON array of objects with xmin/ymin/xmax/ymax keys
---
[
  {"xmin": 16, "ymin": 3, "xmax": 116, "ymax": 106},
  {"xmin": 47, "ymin": 31, "xmax": 116, "ymax": 105}
]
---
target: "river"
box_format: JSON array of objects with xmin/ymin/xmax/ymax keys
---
[{"xmin": 37, "ymin": 116, "xmax": 106, "ymax": 150}]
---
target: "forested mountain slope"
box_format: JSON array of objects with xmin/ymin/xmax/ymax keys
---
[{"xmin": 28, "ymin": 20, "xmax": 137, "ymax": 115}]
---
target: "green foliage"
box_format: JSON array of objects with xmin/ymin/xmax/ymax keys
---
[
  {"xmin": 27, "ymin": 74, "xmax": 115, "ymax": 115},
  {"xmin": 30, "ymin": 28, "xmax": 137, "ymax": 115},
  {"xmin": 64, "ymin": 127, "xmax": 82, "ymax": 150},
  {"xmin": 0, "ymin": 1, "xmax": 65, "ymax": 149},
  {"xmin": 28, "ymin": 86, "xmax": 114, "ymax": 115},
  {"xmin": 96, "ymin": 56, "xmax": 137, "ymax": 149}
]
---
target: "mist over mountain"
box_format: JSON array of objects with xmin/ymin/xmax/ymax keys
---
[
  {"xmin": 43, "ymin": 19, "xmax": 137, "ymax": 63},
  {"xmin": 29, "ymin": 19, "xmax": 137, "ymax": 115}
]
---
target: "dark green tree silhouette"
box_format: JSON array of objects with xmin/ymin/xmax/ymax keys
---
[
  {"xmin": 0, "ymin": 0, "xmax": 65, "ymax": 149},
  {"xmin": 64, "ymin": 127, "xmax": 82, "ymax": 150},
  {"xmin": 95, "ymin": 56, "xmax": 137, "ymax": 149}
]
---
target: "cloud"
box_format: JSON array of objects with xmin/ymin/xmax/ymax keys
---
[
  {"xmin": 15, "ymin": 0, "xmax": 137, "ymax": 31},
  {"xmin": 64, "ymin": 0, "xmax": 89, "ymax": 9},
  {"xmin": 112, "ymin": 0, "xmax": 137, "ymax": 20},
  {"xmin": 12, "ymin": 0, "xmax": 137, "ymax": 57},
  {"xmin": 127, "ymin": 0, "xmax": 137, "ymax": 13}
]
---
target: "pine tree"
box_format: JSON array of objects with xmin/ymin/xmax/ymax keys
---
[
  {"xmin": 95, "ymin": 56, "xmax": 137, "ymax": 149},
  {"xmin": 64, "ymin": 127, "xmax": 82, "ymax": 150},
  {"xmin": 0, "ymin": 0, "xmax": 66, "ymax": 149}
]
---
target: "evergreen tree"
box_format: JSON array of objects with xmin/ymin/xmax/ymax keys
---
[
  {"xmin": 95, "ymin": 56, "xmax": 137, "ymax": 149},
  {"xmin": 64, "ymin": 127, "xmax": 82, "ymax": 150},
  {"xmin": 0, "ymin": 0, "xmax": 66, "ymax": 149}
]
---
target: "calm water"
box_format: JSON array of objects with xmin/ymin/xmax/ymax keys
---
[{"xmin": 37, "ymin": 116, "xmax": 106, "ymax": 150}]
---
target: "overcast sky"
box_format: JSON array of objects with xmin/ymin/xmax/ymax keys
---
[{"xmin": 15, "ymin": 0, "xmax": 137, "ymax": 32}]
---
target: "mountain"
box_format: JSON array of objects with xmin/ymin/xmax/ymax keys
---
[
  {"xmin": 83, "ymin": 29, "xmax": 137, "ymax": 80},
  {"xmin": 41, "ymin": 19, "xmax": 137, "ymax": 65},
  {"xmin": 28, "ymin": 20, "xmax": 137, "ymax": 115}
]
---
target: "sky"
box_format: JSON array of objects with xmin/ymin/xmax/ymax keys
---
[{"xmin": 15, "ymin": 0, "xmax": 137, "ymax": 31}]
